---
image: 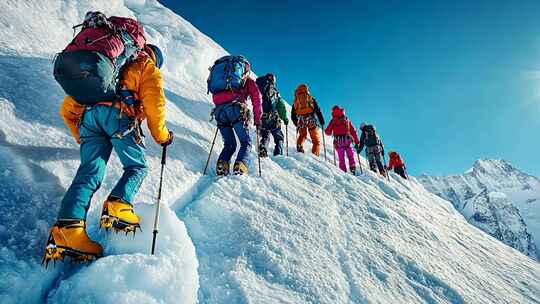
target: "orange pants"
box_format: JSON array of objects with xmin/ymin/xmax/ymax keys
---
[{"xmin": 297, "ymin": 127, "xmax": 321, "ymax": 156}]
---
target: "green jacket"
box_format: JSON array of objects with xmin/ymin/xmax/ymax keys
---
[{"xmin": 276, "ymin": 97, "xmax": 289, "ymax": 125}]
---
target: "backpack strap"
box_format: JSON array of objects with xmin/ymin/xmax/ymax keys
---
[{"xmin": 72, "ymin": 23, "xmax": 83, "ymax": 36}]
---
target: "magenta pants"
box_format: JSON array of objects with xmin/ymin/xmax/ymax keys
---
[{"xmin": 334, "ymin": 136, "xmax": 356, "ymax": 172}]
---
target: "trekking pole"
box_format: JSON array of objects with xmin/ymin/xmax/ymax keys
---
[
  {"xmin": 404, "ymin": 165, "xmax": 410, "ymax": 180},
  {"xmin": 285, "ymin": 124, "xmax": 289, "ymax": 157},
  {"xmin": 256, "ymin": 125, "xmax": 262, "ymax": 177},
  {"xmin": 296, "ymin": 128, "xmax": 298, "ymax": 153},
  {"xmin": 203, "ymin": 127, "xmax": 219, "ymax": 175},
  {"xmin": 333, "ymin": 146, "xmax": 336, "ymax": 166},
  {"xmin": 321, "ymin": 129, "xmax": 327, "ymax": 161},
  {"xmin": 357, "ymin": 153, "xmax": 363, "ymax": 174},
  {"xmin": 382, "ymin": 153, "xmax": 391, "ymax": 182},
  {"xmin": 151, "ymin": 145, "xmax": 167, "ymax": 255}
]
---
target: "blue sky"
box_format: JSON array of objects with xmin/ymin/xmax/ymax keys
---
[{"xmin": 160, "ymin": 0, "xmax": 540, "ymax": 176}]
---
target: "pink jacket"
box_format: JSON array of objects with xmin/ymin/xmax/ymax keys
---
[
  {"xmin": 325, "ymin": 118, "xmax": 360, "ymax": 144},
  {"xmin": 212, "ymin": 77, "xmax": 262, "ymax": 125}
]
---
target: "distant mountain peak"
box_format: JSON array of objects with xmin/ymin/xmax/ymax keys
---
[
  {"xmin": 419, "ymin": 158, "xmax": 540, "ymax": 260},
  {"xmin": 469, "ymin": 158, "xmax": 513, "ymax": 174},
  {"xmin": 473, "ymin": 158, "xmax": 508, "ymax": 168}
]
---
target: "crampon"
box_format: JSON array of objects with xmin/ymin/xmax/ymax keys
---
[
  {"xmin": 41, "ymin": 222, "xmax": 102, "ymax": 268},
  {"xmin": 100, "ymin": 214, "xmax": 141, "ymax": 235},
  {"xmin": 100, "ymin": 199, "xmax": 141, "ymax": 236}
]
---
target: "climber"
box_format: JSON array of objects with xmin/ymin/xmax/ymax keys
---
[
  {"xmin": 43, "ymin": 12, "xmax": 172, "ymax": 266},
  {"xmin": 291, "ymin": 84, "xmax": 325, "ymax": 156},
  {"xmin": 207, "ymin": 55, "xmax": 262, "ymax": 176},
  {"xmin": 358, "ymin": 123, "xmax": 386, "ymax": 177},
  {"xmin": 324, "ymin": 105, "xmax": 360, "ymax": 174},
  {"xmin": 387, "ymin": 151, "xmax": 408, "ymax": 179},
  {"xmin": 255, "ymin": 73, "xmax": 289, "ymax": 157}
]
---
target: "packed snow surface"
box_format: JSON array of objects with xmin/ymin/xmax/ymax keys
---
[
  {"xmin": 179, "ymin": 156, "xmax": 540, "ymax": 304},
  {"xmin": 0, "ymin": 1, "xmax": 539, "ymax": 303}
]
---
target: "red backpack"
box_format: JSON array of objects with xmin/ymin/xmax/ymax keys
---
[{"xmin": 53, "ymin": 12, "xmax": 146, "ymax": 105}]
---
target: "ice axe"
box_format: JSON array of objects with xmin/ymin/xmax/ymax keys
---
[{"xmin": 151, "ymin": 145, "xmax": 167, "ymax": 255}]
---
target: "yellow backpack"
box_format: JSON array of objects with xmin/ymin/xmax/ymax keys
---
[{"xmin": 293, "ymin": 84, "xmax": 315, "ymax": 115}]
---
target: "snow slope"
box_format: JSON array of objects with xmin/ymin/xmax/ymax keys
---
[
  {"xmin": 0, "ymin": 1, "xmax": 539, "ymax": 303},
  {"xmin": 419, "ymin": 159, "xmax": 540, "ymax": 260},
  {"xmin": 178, "ymin": 156, "xmax": 540, "ymax": 303}
]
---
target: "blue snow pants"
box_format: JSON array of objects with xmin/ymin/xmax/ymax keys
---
[
  {"xmin": 214, "ymin": 102, "xmax": 251, "ymax": 165},
  {"xmin": 58, "ymin": 105, "xmax": 148, "ymax": 220}
]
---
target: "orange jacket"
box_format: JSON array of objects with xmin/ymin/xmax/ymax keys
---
[{"xmin": 60, "ymin": 55, "xmax": 169, "ymax": 144}]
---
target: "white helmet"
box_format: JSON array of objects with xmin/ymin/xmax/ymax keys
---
[{"xmin": 360, "ymin": 122, "xmax": 366, "ymax": 129}]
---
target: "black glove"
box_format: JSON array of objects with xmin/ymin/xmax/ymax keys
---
[
  {"xmin": 354, "ymin": 143, "xmax": 361, "ymax": 154},
  {"xmin": 161, "ymin": 131, "xmax": 174, "ymax": 147}
]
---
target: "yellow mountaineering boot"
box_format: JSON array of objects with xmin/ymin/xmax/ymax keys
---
[
  {"xmin": 100, "ymin": 198, "xmax": 141, "ymax": 234},
  {"xmin": 216, "ymin": 160, "xmax": 230, "ymax": 176},
  {"xmin": 233, "ymin": 161, "xmax": 248, "ymax": 175},
  {"xmin": 42, "ymin": 220, "xmax": 103, "ymax": 267}
]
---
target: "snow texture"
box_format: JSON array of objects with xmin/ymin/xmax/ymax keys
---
[
  {"xmin": 0, "ymin": 1, "xmax": 539, "ymax": 303},
  {"xmin": 419, "ymin": 159, "xmax": 540, "ymax": 260}
]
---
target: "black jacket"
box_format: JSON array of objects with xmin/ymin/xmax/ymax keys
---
[{"xmin": 358, "ymin": 125, "xmax": 384, "ymax": 153}]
